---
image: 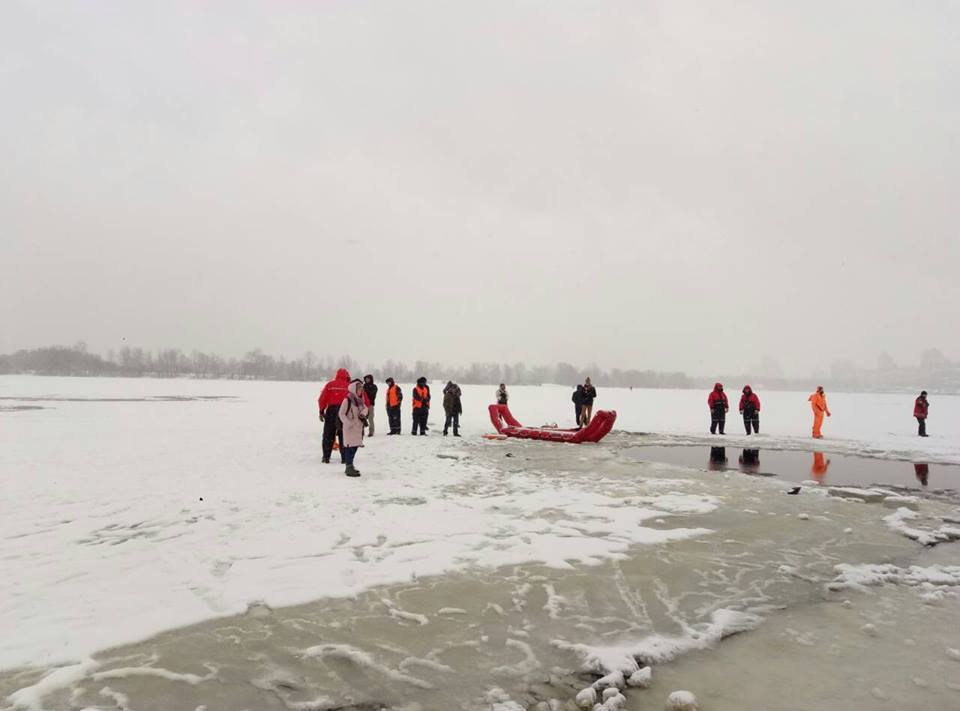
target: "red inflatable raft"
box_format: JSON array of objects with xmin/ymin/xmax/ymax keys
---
[{"xmin": 487, "ymin": 404, "xmax": 617, "ymax": 444}]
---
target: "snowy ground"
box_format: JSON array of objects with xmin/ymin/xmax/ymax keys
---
[{"xmin": 1, "ymin": 376, "xmax": 959, "ymax": 710}]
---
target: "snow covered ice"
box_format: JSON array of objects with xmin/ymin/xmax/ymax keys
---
[{"xmin": 2, "ymin": 376, "xmax": 960, "ymax": 710}]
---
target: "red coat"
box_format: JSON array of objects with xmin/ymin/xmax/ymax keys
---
[
  {"xmin": 707, "ymin": 384, "xmax": 728, "ymax": 409},
  {"xmin": 318, "ymin": 368, "xmax": 351, "ymax": 411},
  {"xmin": 739, "ymin": 389, "xmax": 761, "ymax": 413},
  {"xmin": 914, "ymin": 397, "xmax": 929, "ymax": 418}
]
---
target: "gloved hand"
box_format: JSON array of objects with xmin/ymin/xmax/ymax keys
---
[{"xmin": 319, "ymin": 413, "xmax": 325, "ymax": 422}]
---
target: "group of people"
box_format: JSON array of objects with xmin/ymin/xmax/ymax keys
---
[
  {"xmin": 706, "ymin": 383, "xmax": 932, "ymax": 440},
  {"xmin": 571, "ymin": 377, "xmax": 598, "ymax": 428}
]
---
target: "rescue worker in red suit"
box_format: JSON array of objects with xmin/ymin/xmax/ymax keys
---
[
  {"xmin": 318, "ymin": 368, "xmax": 351, "ymax": 463},
  {"xmin": 707, "ymin": 383, "xmax": 729, "ymax": 434},
  {"xmin": 739, "ymin": 385, "xmax": 761, "ymax": 435},
  {"xmin": 914, "ymin": 391, "xmax": 929, "ymax": 437}
]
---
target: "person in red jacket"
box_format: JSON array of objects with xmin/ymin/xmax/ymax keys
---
[
  {"xmin": 739, "ymin": 385, "xmax": 761, "ymax": 435},
  {"xmin": 318, "ymin": 368, "xmax": 351, "ymax": 463},
  {"xmin": 707, "ymin": 383, "xmax": 729, "ymax": 434},
  {"xmin": 914, "ymin": 391, "xmax": 929, "ymax": 437}
]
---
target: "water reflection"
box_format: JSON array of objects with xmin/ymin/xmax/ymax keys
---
[
  {"xmin": 914, "ymin": 462, "xmax": 929, "ymax": 487},
  {"xmin": 739, "ymin": 448, "xmax": 761, "ymax": 473},
  {"xmin": 811, "ymin": 451, "xmax": 831, "ymax": 484},
  {"xmin": 708, "ymin": 446, "xmax": 728, "ymax": 470}
]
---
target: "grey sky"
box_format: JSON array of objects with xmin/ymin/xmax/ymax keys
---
[{"xmin": 2, "ymin": 1, "xmax": 958, "ymax": 377}]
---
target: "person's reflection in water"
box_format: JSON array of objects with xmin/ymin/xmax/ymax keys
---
[
  {"xmin": 811, "ymin": 451, "xmax": 831, "ymax": 484},
  {"xmin": 739, "ymin": 448, "xmax": 760, "ymax": 474},
  {"xmin": 914, "ymin": 462, "xmax": 929, "ymax": 487},
  {"xmin": 708, "ymin": 446, "xmax": 728, "ymax": 471}
]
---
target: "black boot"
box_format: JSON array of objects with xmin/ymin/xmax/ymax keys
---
[{"xmin": 345, "ymin": 464, "xmax": 360, "ymax": 477}]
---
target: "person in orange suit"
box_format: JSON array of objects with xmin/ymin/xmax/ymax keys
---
[
  {"xmin": 808, "ymin": 385, "xmax": 831, "ymax": 438},
  {"xmin": 811, "ymin": 451, "xmax": 831, "ymax": 483}
]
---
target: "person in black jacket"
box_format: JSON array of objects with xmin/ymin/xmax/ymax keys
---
[
  {"xmin": 442, "ymin": 381, "xmax": 463, "ymax": 436},
  {"xmin": 362, "ymin": 375, "xmax": 378, "ymax": 437},
  {"xmin": 572, "ymin": 385, "xmax": 586, "ymax": 429},
  {"xmin": 581, "ymin": 378, "xmax": 597, "ymax": 426}
]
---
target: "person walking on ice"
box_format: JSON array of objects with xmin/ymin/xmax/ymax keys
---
[
  {"xmin": 739, "ymin": 385, "xmax": 761, "ymax": 434},
  {"xmin": 338, "ymin": 379, "xmax": 368, "ymax": 477},
  {"xmin": 708, "ymin": 383, "xmax": 728, "ymax": 434},
  {"xmin": 808, "ymin": 385, "xmax": 831, "ymax": 438},
  {"xmin": 362, "ymin": 374, "xmax": 378, "ymax": 437},
  {"xmin": 443, "ymin": 381, "xmax": 462, "ymax": 436},
  {"xmin": 914, "ymin": 390, "xmax": 929, "ymax": 437}
]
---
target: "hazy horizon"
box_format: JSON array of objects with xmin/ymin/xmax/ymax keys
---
[{"xmin": 3, "ymin": 2, "xmax": 958, "ymax": 377}]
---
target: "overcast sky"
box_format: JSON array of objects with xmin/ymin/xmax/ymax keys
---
[{"xmin": 2, "ymin": 1, "xmax": 958, "ymax": 377}]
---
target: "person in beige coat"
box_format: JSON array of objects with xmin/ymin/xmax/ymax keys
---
[{"xmin": 338, "ymin": 379, "xmax": 369, "ymax": 477}]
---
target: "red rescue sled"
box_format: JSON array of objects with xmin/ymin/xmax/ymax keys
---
[{"xmin": 488, "ymin": 404, "xmax": 617, "ymax": 444}]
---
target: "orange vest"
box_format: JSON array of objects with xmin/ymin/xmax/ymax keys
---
[
  {"xmin": 413, "ymin": 385, "xmax": 429, "ymax": 409},
  {"xmin": 387, "ymin": 385, "xmax": 400, "ymax": 407}
]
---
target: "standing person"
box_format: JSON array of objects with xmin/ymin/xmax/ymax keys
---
[
  {"xmin": 496, "ymin": 383, "xmax": 509, "ymax": 405},
  {"xmin": 412, "ymin": 377, "xmax": 431, "ymax": 435},
  {"xmin": 707, "ymin": 382, "xmax": 729, "ymax": 434},
  {"xmin": 914, "ymin": 391, "xmax": 929, "ymax": 437},
  {"xmin": 385, "ymin": 377, "xmax": 403, "ymax": 435},
  {"xmin": 318, "ymin": 368, "xmax": 351, "ymax": 464},
  {"xmin": 362, "ymin": 375, "xmax": 378, "ymax": 437},
  {"xmin": 581, "ymin": 377, "xmax": 597, "ymax": 426},
  {"xmin": 572, "ymin": 385, "xmax": 586, "ymax": 429},
  {"xmin": 808, "ymin": 386, "xmax": 831, "ymax": 439},
  {"xmin": 739, "ymin": 385, "xmax": 761, "ymax": 435},
  {"xmin": 442, "ymin": 381, "xmax": 463, "ymax": 436},
  {"xmin": 338, "ymin": 379, "xmax": 368, "ymax": 477}
]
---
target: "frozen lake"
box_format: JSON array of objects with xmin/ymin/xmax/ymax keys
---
[{"xmin": 1, "ymin": 376, "xmax": 959, "ymax": 710}]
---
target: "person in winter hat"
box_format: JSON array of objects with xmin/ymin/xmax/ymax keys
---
[
  {"xmin": 412, "ymin": 377, "xmax": 431, "ymax": 435},
  {"xmin": 739, "ymin": 385, "xmax": 761, "ymax": 435},
  {"xmin": 362, "ymin": 374, "xmax": 378, "ymax": 437},
  {"xmin": 580, "ymin": 378, "xmax": 598, "ymax": 426},
  {"xmin": 914, "ymin": 391, "xmax": 929, "ymax": 437},
  {"xmin": 318, "ymin": 368, "xmax": 351, "ymax": 463},
  {"xmin": 707, "ymin": 383, "xmax": 729, "ymax": 435},
  {"xmin": 442, "ymin": 381, "xmax": 463, "ymax": 436},
  {"xmin": 384, "ymin": 377, "xmax": 403, "ymax": 435},
  {"xmin": 808, "ymin": 386, "xmax": 831, "ymax": 438},
  {"xmin": 338, "ymin": 379, "xmax": 369, "ymax": 477},
  {"xmin": 572, "ymin": 385, "xmax": 586, "ymax": 429}
]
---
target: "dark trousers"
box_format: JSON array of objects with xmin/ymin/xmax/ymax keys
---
[
  {"xmin": 412, "ymin": 408, "xmax": 428, "ymax": 435},
  {"xmin": 342, "ymin": 446, "xmax": 357, "ymax": 466},
  {"xmin": 917, "ymin": 417, "xmax": 927, "ymax": 436},
  {"xmin": 743, "ymin": 411, "xmax": 759, "ymax": 435},
  {"xmin": 710, "ymin": 406, "xmax": 726, "ymax": 434},
  {"xmin": 387, "ymin": 405, "xmax": 402, "ymax": 434},
  {"xmin": 444, "ymin": 412, "xmax": 460, "ymax": 434},
  {"xmin": 574, "ymin": 404, "xmax": 582, "ymax": 427},
  {"xmin": 322, "ymin": 404, "xmax": 344, "ymax": 461}
]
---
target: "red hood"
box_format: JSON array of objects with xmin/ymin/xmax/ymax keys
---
[
  {"xmin": 714, "ymin": 382, "xmax": 723, "ymax": 391},
  {"xmin": 743, "ymin": 385, "xmax": 752, "ymax": 394},
  {"xmin": 335, "ymin": 368, "xmax": 350, "ymax": 382}
]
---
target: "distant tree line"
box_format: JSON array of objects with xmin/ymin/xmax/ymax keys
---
[{"xmin": 0, "ymin": 343, "xmax": 692, "ymax": 388}]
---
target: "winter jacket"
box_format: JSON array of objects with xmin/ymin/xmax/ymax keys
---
[
  {"xmin": 572, "ymin": 387, "xmax": 585, "ymax": 406},
  {"xmin": 338, "ymin": 383, "xmax": 369, "ymax": 448},
  {"xmin": 582, "ymin": 385, "xmax": 597, "ymax": 406},
  {"xmin": 413, "ymin": 384, "xmax": 431, "ymax": 409},
  {"xmin": 914, "ymin": 396, "xmax": 929, "ymax": 418},
  {"xmin": 363, "ymin": 381, "xmax": 378, "ymax": 405},
  {"xmin": 739, "ymin": 387, "xmax": 761, "ymax": 414},
  {"xmin": 496, "ymin": 387, "xmax": 509, "ymax": 405},
  {"xmin": 318, "ymin": 368, "xmax": 351, "ymax": 411},
  {"xmin": 443, "ymin": 384, "xmax": 463, "ymax": 415},
  {"xmin": 809, "ymin": 391, "xmax": 830, "ymax": 415},
  {"xmin": 707, "ymin": 384, "xmax": 728, "ymax": 410}
]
